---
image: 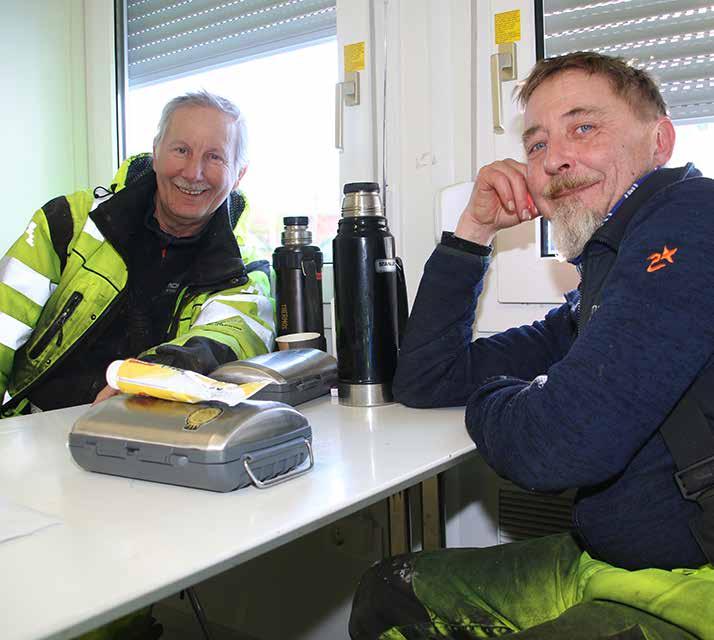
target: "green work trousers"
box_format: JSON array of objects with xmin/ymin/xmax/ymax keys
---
[{"xmin": 349, "ymin": 533, "xmax": 714, "ymax": 639}]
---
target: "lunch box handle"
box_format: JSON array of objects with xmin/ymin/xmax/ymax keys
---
[{"xmin": 243, "ymin": 438, "xmax": 314, "ymax": 489}]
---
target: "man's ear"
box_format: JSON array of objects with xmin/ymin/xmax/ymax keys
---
[
  {"xmin": 652, "ymin": 116, "xmax": 676, "ymax": 167},
  {"xmin": 234, "ymin": 165, "xmax": 248, "ymax": 190}
]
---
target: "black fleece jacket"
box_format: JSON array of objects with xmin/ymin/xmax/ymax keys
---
[{"xmin": 394, "ymin": 166, "xmax": 714, "ymax": 570}]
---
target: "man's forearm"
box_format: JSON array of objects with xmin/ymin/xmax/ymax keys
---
[
  {"xmin": 393, "ymin": 237, "xmax": 575, "ymax": 411},
  {"xmin": 392, "ymin": 242, "xmax": 490, "ymax": 407}
]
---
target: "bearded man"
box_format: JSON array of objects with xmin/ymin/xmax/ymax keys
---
[{"xmin": 349, "ymin": 52, "xmax": 714, "ymax": 639}]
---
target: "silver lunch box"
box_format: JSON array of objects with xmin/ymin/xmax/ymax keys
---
[{"xmin": 68, "ymin": 395, "xmax": 313, "ymax": 492}]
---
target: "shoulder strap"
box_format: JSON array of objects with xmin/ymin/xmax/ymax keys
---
[{"xmin": 660, "ymin": 365, "xmax": 714, "ymax": 563}]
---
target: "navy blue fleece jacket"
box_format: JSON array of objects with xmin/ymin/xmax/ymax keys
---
[{"xmin": 394, "ymin": 166, "xmax": 714, "ymax": 570}]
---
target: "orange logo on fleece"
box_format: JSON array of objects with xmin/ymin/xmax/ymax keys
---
[{"xmin": 646, "ymin": 245, "xmax": 678, "ymax": 273}]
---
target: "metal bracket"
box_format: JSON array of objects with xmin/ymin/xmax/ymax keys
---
[{"xmin": 675, "ymin": 455, "xmax": 714, "ymax": 501}]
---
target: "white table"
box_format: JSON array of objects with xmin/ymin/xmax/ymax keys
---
[{"xmin": 0, "ymin": 397, "xmax": 476, "ymax": 640}]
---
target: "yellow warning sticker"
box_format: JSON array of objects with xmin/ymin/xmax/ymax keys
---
[
  {"xmin": 495, "ymin": 10, "xmax": 521, "ymax": 44},
  {"xmin": 344, "ymin": 42, "xmax": 365, "ymax": 73}
]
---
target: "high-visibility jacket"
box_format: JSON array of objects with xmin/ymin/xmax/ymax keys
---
[{"xmin": 0, "ymin": 154, "xmax": 275, "ymax": 417}]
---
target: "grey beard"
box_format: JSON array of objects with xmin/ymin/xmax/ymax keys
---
[{"xmin": 549, "ymin": 198, "xmax": 607, "ymax": 261}]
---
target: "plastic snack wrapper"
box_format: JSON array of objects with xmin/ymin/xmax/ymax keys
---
[{"xmin": 105, "ymin": 358, "xmax": 269, "ymax": 406}]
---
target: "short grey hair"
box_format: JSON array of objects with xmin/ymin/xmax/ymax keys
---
[
  {"xmin": 153, "ymin": 90, "xmax": 249, "ymax": 170},
  {"xmin": 516, "ymin": 52, "xmax": 667, "ymax": 122}
]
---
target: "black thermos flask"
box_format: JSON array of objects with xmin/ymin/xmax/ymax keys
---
[
  {"xmin": 273, "ymin": 216, "xmax": 327, "ymax": 350},
  {"xmin": 333, "ymin": 182, "xmax": 408, "ymax": 406}
]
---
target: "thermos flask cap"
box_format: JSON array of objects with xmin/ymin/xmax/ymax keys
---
[
  {"xmin": 284, "ymin": 216, "xmax": 309, "ymax": 226},
  {"xmin": 341, "ymin": 182, "xmax": 383, "ymax": 218},
  {"xmin": 343, "ymin": 182, "xmax": 379, "ymax": 194},
  {"xmin": 281, "ymin": 216, "xmax": 312, "ymax": 246}
]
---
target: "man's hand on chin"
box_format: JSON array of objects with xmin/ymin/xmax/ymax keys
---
[{"xmin": 455, "ymin": 159, "xmax": 540, "ymax": 246}]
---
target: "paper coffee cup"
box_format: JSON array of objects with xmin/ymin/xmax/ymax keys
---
[{"xmin": 276, "ymin": 332, "xmax": 325, "ymax": 351}]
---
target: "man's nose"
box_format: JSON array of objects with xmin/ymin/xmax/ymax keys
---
[
  {"xmin": 182, "ymin": 156, "xmax": 204, "ymax": 181},
  {"xmin": 543, "ymin": 138, "xmax": 574, "ymax": 175}
]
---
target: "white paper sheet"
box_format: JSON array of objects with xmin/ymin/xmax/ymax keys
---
[{"xmin": 0, "ymin": 497, "xmax": 61, "ymax": 543}]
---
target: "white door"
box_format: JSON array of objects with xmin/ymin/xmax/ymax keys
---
[{"xmin": 473, "ymin": 0, "xmax": 579, "ymax": 333}]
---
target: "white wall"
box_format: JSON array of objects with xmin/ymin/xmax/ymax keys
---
[
  {"xmin": 83, "ymin": 0, "xmax": 119, "ymax": 188},
  {"xmin": 0, "ymin": 0, "xmax": 89, "ymax": 255}
]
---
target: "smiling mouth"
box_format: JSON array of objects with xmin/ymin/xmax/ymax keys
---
[
  {"xmin": 174, "ymin": 184, "xmax": 208, "ymax": 196},
  {"xmin": 552, "ymin": 186, "xmax": 587, "ymax": 199},
  {"xmin": 546, "ymin": 180, "xmax": 599, "ymax": 201}
]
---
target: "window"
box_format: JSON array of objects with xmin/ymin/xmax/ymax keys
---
[
  {"xmin": 536, "ymin": 0, "xmax": 714, "ymax": 256},
  {"xmin": 119, "ymin": 0, "xmax": 339, "ymax": 260}
]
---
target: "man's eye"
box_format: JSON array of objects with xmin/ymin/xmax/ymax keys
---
[
  {"xmin": 576, "ymin": 124, "xmax": 593, "ymax": 134},
  {"xmin": 209, "ymin": 153, "xmax": 224, "ymax": 162},
  {"xmin": 175, "ymin": 146, "xmax": 188, "ymax": 155},
  {"xmin": 528, "ymin": 141, "xmax": 546, "ymax": 155}
]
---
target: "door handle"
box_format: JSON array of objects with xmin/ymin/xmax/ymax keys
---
[
  {"xmin": 490, "ymin": 42, "xmax": 517, "ymax": 135},
  {"xmin": 335, "ymin": 71, "xmax": 360, "ymax": 150}
]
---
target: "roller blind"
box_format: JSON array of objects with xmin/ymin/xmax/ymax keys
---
[
  {"xmin": 126, "ymin": 0, "xmax": 336, "ymax": 87},
  {"xmin": 541, "ymin": 0, "xmax": 714, "ymax": 120}
]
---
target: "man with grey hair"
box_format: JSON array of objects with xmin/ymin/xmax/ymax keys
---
[{"xmin": 0, "ymin": 90, "xmax": 274, "ymax": 418}]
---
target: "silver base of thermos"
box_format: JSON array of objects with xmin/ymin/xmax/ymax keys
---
[{"xmin": 337, "ymin": 382, "xmax": 394, "ymax": 407}]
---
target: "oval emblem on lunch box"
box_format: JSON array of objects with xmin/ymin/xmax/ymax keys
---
[
  {"xmin": 375, "ymin": 258, "xmax": 396, "ymax": 273},
  {"xmin": 184, "ymin": 407, "xmax": 223, "ymax": 431}
]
